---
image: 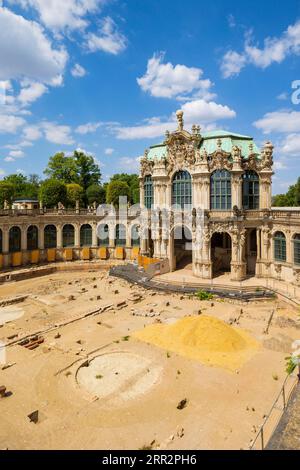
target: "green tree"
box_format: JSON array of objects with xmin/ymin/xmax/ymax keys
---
[
  {"xmin": 66, "ymin": 183, "xmax": 84, "ymax": 207},
  {"xmin": 44, "ymin": 153, "xmax": 78, "ymax": 183},
  {"xmin": 74, "ymin": 151, "xmax": 101, "ymax": 191},
  {"xmin": 39, "ymin": 179, "xmax": 67, "ymax": 207},
  {"xmin": 106, "ymin": 180, "xmax": 131, "ymax": 207},
  {"xmin": 2, "ymin": 174, "xmax": 40, "ymax": 202},
  {"xmin": 272, "ymin": 178, "xmax": 300, "ymax": 207},
  {"xmin": 0, "ymin": 181, "xmax": 15, "ymax": 207},
  {"xmin": 110, "ymin": 173, "xmax": 140, "ymax": 204},
  {"xmin": 86, "ymin": 184, "xmax": 106, "ymax": 205}
]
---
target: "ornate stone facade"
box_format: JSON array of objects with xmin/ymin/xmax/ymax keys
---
[{"xmin": 139, "ymin": 110, "xmax": 300, "ymax": 284}]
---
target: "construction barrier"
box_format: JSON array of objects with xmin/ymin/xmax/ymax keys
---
[
  {"xmin": 30, "ymin": 250, "xmax": 40, "ymax": 264},
  {"xmin": 131, "ymin": 246, "xmax": 140, "ymax": 260},
  {"xmin": 115, "ymin": 247, "xmax": 125, "ymax": 260},
  {"xmin": 98, "ymin": 247, "xmax": 108, "ymax": 260},
  {"xmin": 81, "ymin": 247, "xmax": 90, "ymax": 260},
  {"xmin": 63, "ymin": 248, "xmax": 73, "ymax": 261},
  {"xmin": 12, "ymin": 252, "xmax": 22, "ymax": 267},
  {"xmin": 47, "ymin": 248, "xmax": 56, "ymax": 262}
]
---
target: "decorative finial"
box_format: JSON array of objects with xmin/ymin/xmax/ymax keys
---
[
  {"xmin": 176, "ymin": 109, "xmax": 184, "ymax": 131},
  {"xmin": 217, "ymin": 138, "xmax": 222, "ymax": 149},
  {"xmin": 249, "ymin": 142, "xmax": 254, "ymax": 154}
]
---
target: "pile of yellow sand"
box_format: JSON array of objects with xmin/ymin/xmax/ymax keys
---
[{"xmin": 133, "ymin": 315, "xmax": 259, "ymax": 371}]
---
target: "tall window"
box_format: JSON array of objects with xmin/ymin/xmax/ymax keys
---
[
  {"xmin": 210, "ymin": 170, "xmax": 232, "ymax": 210},
  {"xmin": 27, "ymin": 225, "xmax": 38, "ymax": 250},
  {"xmin": 274, "ymin": 231, "xmax": 286, "ymax": 262},
  {"xmin": 243, "ymin": 171, "xmax": 259, "ymax": 209},
  {"xmin": 115, "ymin": 224, "xmax": 126, "ymax": 246},
  {"xmin": 144, "ymin": 175, "xmax": 153, "ymax": 209},
  {"xmin": 0, "ymin": 229, "xmax": 2, "ymax": 254},
  {"xmin": 80, "ymin": 224, "xmax": 92, "ymax": 247},
  {"xmin": 63, "ymin": 224, "xmax": 75, "ymax": 248},
  {"xmin": 9, "ymin": 226, "xmax": 21, "ymax": 253},
  {"xmin": 293, "ymin": 234, "xmax": 300, "ymax": 265},
  {"xmin": 44, "ymin": 225, "xmax": 57, "ymax": 249},
  {"xmin": 131, "ymin": 225, "xmax": 140, "ymax": 247},
  {"xmin": 172, "ymin": 171, "xmax": 192, "ymax": 209},
  {"xmin": 97, "ymin": 224, "xmax": 109, "ymax": 246}
]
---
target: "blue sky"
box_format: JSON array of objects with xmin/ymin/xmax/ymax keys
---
[{"xmin": 0, "ymin": 0, "xmax": 300, "ymax": 194}]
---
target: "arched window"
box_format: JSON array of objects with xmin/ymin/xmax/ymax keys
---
[
  {"xmin": 172, "ymin": 170, "xmax": 192, "ymax": 208},
  {"xmin": 210, "ymin": 170, "xmax": 232, "ymax": 210},
  {"xmin": 9, "ymin": 226, "xmax": 21, "ymax": 253},
  {"xmin": 63, "ymin": 224, "xmax": 75, "ymax": 248},
  {"xmin": 274, "ymin": 231, "xmax": 286, "ymax": 262},
  {"xmin": 144, "ymin": 175, "xmax": 153, "ymax": 209},
  {"xmin": 131, "ymin": 225, "xmax": 140, "ymax": 247},
  {"xmin": 97, "ymin": 224, "xmax": 109, "ymax": 246},
  {"xmin": 115, "ymin": 224, "xmax": 126, "ymax": 246},
  {"xmin": 293, "ymin": 234, "xmax": 300, "ymax": 265},
  {"xmin": 27, "ymin": 225, "xmax": 38, "ymax": 250},
  {"xmin": 80, "ymin": 224, "xmax": 92, "ymax": 247},
  {"xmin": 44, "ymin": 225, "xmax": 57, "ymax": 249},
  {"xmin": 243, "ymin": 171, "xmax": 259, "ymax": 209},
  {"xmin": 0, "ymin": 229, "xmax": 2, "ymax": 254}
]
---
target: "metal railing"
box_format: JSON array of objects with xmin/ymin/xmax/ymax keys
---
[{"xmin": 250, "ymin": 372, "xmax": 299, "ymax": 450}]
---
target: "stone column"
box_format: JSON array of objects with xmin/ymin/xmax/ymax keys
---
[
  {"xmin": 286, "ymin": 229, "xmax": 292, "ymax": 264},
  {"xmin": 21, "ymin": 226, "xmax": 27, "ymax": 251},
  {"xmin": 232, "ymin": 173, "xmax": 243, "ymax": 209},
  {"xmin": 201, "ymin": 176, "xmax": 210, "ymax": 210},
  {"xmin": 74, "ymin": 224, "xmax": 80, "ymax": 247},
  {"xmin": 92, "ymin": 223, "xmax": 98, "ymax": 247},
  {"xmin": 260, "ymin": 173, "xmax": 272, "ymax": 210},
  {"xmin": 2, "ymin": 227, "xmax": 9, "ymax": 253},
  {"xmin": 57, "ymin": 225, "xmax": 63, "ymax": 249},
  {"xmin": 38, "ymin": 226, "xmax": 44, "ymax": 250}
]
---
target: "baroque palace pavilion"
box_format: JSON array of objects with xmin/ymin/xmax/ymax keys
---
[{"xmin": 1, "ymin": 110, "xmax": 300, "ymax": 288}]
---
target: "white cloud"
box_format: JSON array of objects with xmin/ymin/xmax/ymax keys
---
[
  {"xmin": 9, "ymin": 149, "xmax": 24, "ymax": 158},
  {"xmin": 8, "ymin": 0, "xmax": 106, "ymax": 32},
  {"xmin": 4, "ymin": 156, "xmax": 15, "ymax": 162},
  {"xmin": 18, "ymin": 81, "xmax": 48, "ymax": 105},
  {"xmin": 279, "ymin": 134, "xmax": 300, "ymax": 157},
  {"xmin": 221, "ymin": 51, "xmax": 247, "ymax": 78},
  {"xmin": 277, "ymin": 92, "xmax": 289, "ymax": 101},
  {"xmin": 104, "ymin": 147, "xmax": 114, "ymax": 155},
  {"xmin": 118, "ymin": 156, "xmax": 140, "ymax": 172},
  {"xmin": 41, "ymin": 122, "xmax": 74, "ymax": 145},
  {"xmin": 76, "ymin": 122, "xmax": 101, "ymax": 134},
  {"xmin": 71, "ymin": 63, "xmax": 87, "ymax": 78},
  {"xmin": 227, "ymin": 14, "xmax": 236, "ymax": 28},
  {"xmin": 113, "ymin": 99, "xmax": 236, "ymax": 140},
  {"xmin": 181, "ymin": 99, "xmax": 236, "ymax": 122},
  {"xmin": 0, "ymin": 6, "xmax": 68, "ymax": 83},
  {"xmin": 22, "ymin": 125, "xmax": 42, "ymax": 141},
  {"xmin": 221, "ymin": 20, "xmax": 300, "ymax": 78},
  {"xmin": 0, "ymin": 114, "xmax": 25, "ymax": 133},
  {"xmin": 254, "ymin": 110, "xmax": 300, "ymax": 134},
  {"xmin": 85, "ymin": 17, "xmax": 127, "ymax": 55},
  {"xmin": 0, "ymin": 168, "xmax": 6, "ymax": 176},
  {"xmin": 137, "ymin": 53, "xmax": 214, "ymax": 100}
]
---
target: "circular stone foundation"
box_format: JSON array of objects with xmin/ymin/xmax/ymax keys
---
[{"xmin": 76, "ymin": 351, "xmax": 163, "ymax": 405}]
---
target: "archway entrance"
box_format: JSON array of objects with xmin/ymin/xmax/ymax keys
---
[
  {"xmin": 246, "ymin": 228, "xmax": 257, "ymax": 275},
  {"xmin": 211, "ymin": 232, "xmax": 232, "ymax": 276},
  {"xmin": 173, "ymin": 226, "xmax": 193, "ymax": 270}
]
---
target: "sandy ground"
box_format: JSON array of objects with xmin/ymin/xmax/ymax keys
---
[{"xmin": 0, "ymin": 268, "xmax": 299, "ymax": 450}]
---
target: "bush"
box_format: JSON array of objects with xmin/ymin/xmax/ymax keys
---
[
  {"xmin": 196, "ymin": 290, "xmax": 213, "ymax": 301},
  {"xmin": 66, "ymin": 183, "xmax": 84, "ymax": 207},
  {"xmin": 106, "ymin": 180, "xmax": 131, "ymax": 207},
  {"xmin": 86, "ymin": 184, "xmax": 106, "ymax": 205},
  {"xmin": 39, "ymin": 179, "xmax": 67, "ymax": 207}
]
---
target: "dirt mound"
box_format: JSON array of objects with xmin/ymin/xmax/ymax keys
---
[{"xmin": 134, "ymin": 315, "xmax": 259, "ymax": 371}]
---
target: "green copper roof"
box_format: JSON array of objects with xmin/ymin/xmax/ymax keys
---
[
  {"xmin": 146, "ymin": 130, "xmax": 260, "ymax": 160},
  {"xmin": 147, "ymin": 144, "xmax": 167, "ymax": 160},
  {"xmin": 201, "ymin": 130, "xmax": 260, "ymax": 158}
]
